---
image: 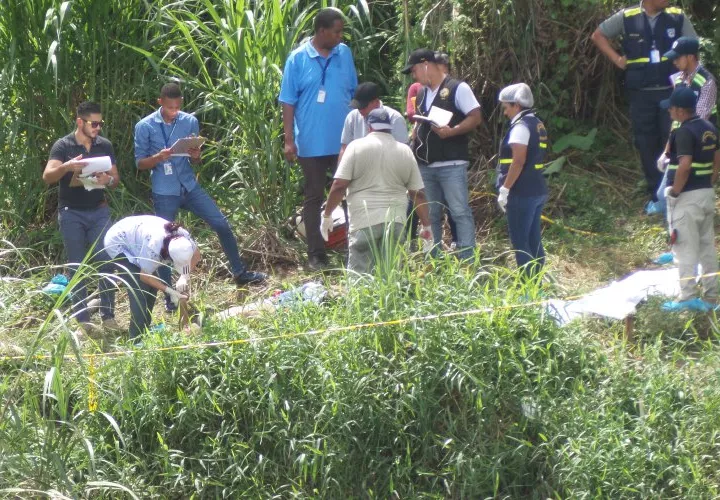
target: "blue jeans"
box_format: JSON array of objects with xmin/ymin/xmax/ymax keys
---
[
  {"xmin": 418, "ymin": 162, "xmax": 475, "ymax": 260},
  {"xmin": 506, "ymin": 194, "xmax": 547, "ymax": 279},
  {"xmin": 58, "ymin": 205, "xmax": 115, "ymax": 323},
  {"xmin": 153, "ymin": 185, "xmax": 247, "ymax": 291}
]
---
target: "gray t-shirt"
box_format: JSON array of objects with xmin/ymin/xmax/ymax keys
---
[
  {"xmin": 340, "ymin": 104, "xmax": 409, "ymax": 146},
  {"xmin": 599, "ymin": 7, "xmax": 697, "ymax": 40}
]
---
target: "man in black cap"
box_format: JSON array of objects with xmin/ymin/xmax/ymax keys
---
[
  {"xmin": 660, "ymin": 87, "xmax": 720, "ymax": 312},
  {"xmin": 338, "ymin": 82, "xmax": 408, "ymax": 163},
  {"xmin": 402, "ymin": 48, "xmax": 482, "ymax": 261}
]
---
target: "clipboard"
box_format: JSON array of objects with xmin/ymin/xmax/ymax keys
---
[
  {"xmin": 414, "ymin": 106, "xmax": 453, "ymax": 128},
  {"xmin": 170, "ymin": 136, "xmax": 207, "ymax": 157}
]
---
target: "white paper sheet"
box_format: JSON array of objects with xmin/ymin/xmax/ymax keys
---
[
  {"xmin": 79, "ymin": 156, "xmax": 112, "ymax": 176},
  {"xmin": 414, "ymin": 106, "xmax": 453, "ymax": 127}
]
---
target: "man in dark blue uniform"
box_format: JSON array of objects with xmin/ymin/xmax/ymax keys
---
[{"xmin": 591, "ymin": 0, "xmax": 697, "ymax": 214}]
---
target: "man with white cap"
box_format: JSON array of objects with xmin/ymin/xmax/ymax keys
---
[
  {"xmin": 496, "ymin": 83, "xmax": 549, "ymax": 280},
  {"xmin": 103, "ymin": 215, "xmax": 201, "ymax": 340},
  {"xmin": 321, "ymin": 108, "xmax": 432, "ymax": 275}
]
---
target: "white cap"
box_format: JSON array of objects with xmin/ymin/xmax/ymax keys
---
[
  {"xmin": 498, "ymin": 83, "xmax": 534, "ymax": 108},
  {"xmin": 168, "ymin": 237, "xmax": 195, "ymax": 276}
]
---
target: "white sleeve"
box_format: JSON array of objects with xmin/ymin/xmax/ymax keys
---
[
  {"xmin": 507, "ymin": 122, "xmax": 531, "ymax": 146},
  {"xmin": 334, "ymin": 143, "xmax": 355, "ymax": 180},
  {"xmin": 454, "ymin": 82, "xmax": 481, "ymax": 115}
]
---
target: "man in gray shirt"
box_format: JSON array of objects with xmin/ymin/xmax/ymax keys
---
[
  {"xmin": 338, "ymin": 82, "xmax": 408, "ymax": 163},
  {"xmin": 590, "ymin": 0, "xmax": 697, "ymax": 214}
]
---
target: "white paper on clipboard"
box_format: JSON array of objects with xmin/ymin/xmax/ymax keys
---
[
  {"xmin": 414, "ymin": 106, "xmax": 453, "ymax": 127},
  {"xmin": 79, "ymin": 156, "xmax": 112, "ymax": 176},
  {"xmin": 170, "ymin": 136, "xmax": 207, "ymax": 157}
]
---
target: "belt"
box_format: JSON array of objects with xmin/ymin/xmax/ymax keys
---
[{"xmin": 60, "ymin": 200, "xmax": 108, "ymax": 211}]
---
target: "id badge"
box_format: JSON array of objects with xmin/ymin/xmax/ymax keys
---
[
  {"xmin": 163, "ymin": 162, "xmax": 173, "ymax": 175},
  {"xmin": 317, "ymin": 88, "xmax": 326, "ymax": 103},
  {"xmin": 650, "ymin": 49, "xmax": 660, "ymax": 64}
]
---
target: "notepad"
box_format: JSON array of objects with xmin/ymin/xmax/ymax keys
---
[
  {"xmin": 170, "ymin": 136, "xmax": 207, "ymax": 157},
  {"xmin": 413, "ymin": 106, "xmax": 453, "ymax": 128},
  {"xmin": 79, "ymin": 156, "xmax": 112, "ymax": 176}
]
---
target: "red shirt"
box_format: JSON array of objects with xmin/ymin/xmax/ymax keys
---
[{"xmin": 406, "ymin": 82, "xmax": 422, "ymax": 122}]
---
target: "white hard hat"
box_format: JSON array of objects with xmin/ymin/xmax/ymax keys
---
[
  {"xmin": 168, "ymin": 236, "xmax": 195, "ymax": 276},
  {"xmin": 498, "ymin": 83, "xmax": 534, "ymax": 108}
]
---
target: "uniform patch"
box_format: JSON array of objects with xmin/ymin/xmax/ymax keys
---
[
  {"xmin": 667, "ymin": 28, "xmax": 676, "ymax": 38},
  {"xmin": 702, "ymin": 131, "xmax": 717, "ymax": 144},
  {"xmin": 439, "ymin": 88, "xmax": 450, "ymax": 100}
]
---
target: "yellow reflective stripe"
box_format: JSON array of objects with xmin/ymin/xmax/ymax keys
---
[
  {"xmin": 627, "ymin": 57, "xmax": 650, "ymax": 64},
  {"xmin": 665, "ymin": 7, "xmax": 683, "ymax": 15},
  {"xmin": 671, "ymin": 120, "xmax": 680, "ymax": 130},
  {"xmin": 668, "ymin": 164, "xmax": 678, "ymax": 170},
  {"xmin": 624, "ymin": 7, "xmax": 641, "ymax": 16},
  {"xmin": 692, "ymin": 162, "xmax": 713, "ymax": 168},
  {"xmin": 697, "ymin": 170, "xmax": 713, "ymax": 176},
  {"xmin": 539, "ymin": 143, "xmax": 548, "ymax": 149},
  {"xmin": 535, "ymin": 164, "xmax": 544, "ymax": 170},
  {"xmin": 693, "ymin": 74, "xmax": 707, "ymax": 86},
  {"xmin": 499, "ymin": 159, "xmax": 512, "ymax": 164}
]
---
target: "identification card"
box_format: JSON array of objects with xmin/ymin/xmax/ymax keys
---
[
  {"xmin": 650, "ymin": 49, "xmax": 660, "ymax": 64},
  {"xmin": 163, "ymin": 162, "xmax": 173, "ymax": 175},
  {"xmin": 317, "ymin": 89, "xmax": 326, "ymax": 103}
]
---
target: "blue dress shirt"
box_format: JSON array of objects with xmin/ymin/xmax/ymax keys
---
[
  {"xmin": 279, "ymin": 40, "xmax": 358, "ymax": 158},
  {"xmin": 134, "ymin": 108, "xmax": 200, "ymax": 195}
]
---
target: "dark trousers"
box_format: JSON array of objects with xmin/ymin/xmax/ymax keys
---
[
  {"xmin": 58, "ymin": 205, "xmax": 115, "ymax": 323},
  {"xmin": 628, "ymin": 88, "xmax": 672, "ymax": 201},
  {"xmin": 299, "ymin": 155, "xmax": 338, "ymax": 258},
  {"xmin": 506, "ymin": 194, "xmax": 547, "ymax": 279},
  {"xmin": 110, "ymin": 255, "xmax": 157, "ymax": 340}
]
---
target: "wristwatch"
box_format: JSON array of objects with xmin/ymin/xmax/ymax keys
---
[{"xmin": 107, "ymin": 175, "xmax": 115, "ymax": 187}]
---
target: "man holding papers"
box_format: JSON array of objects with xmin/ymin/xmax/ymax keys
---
[
  {"xmin": 403, "ymin": 49, "xmax": 482, "ymax": 261},
  {"xmin": 43, "ymin": 101, "xmax": 119, "ymax": 337},
  {"xmin": 135, "ymin": 83, "xmax": 266, "ymax": 312}
]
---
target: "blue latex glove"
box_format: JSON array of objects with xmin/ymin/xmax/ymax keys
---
[{"xmin": 662, "ymin": 298, "xmax": 714, "ymax": 313}]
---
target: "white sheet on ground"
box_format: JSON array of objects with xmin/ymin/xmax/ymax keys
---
[{"xmin": 547, "ymin": 268, "xmax": 680, "ymax": 326}]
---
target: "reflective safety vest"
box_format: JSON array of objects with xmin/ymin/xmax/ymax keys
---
[
  {"xmin": 667, "ymin": 116, "xmax": 718, "ymax": 193},
  {"xmin": 622, "ymin": 6, "xmax": 684, "ymax": 90},
  {"xmin": 672, "ymin": 66, "xmax": 718, "ymax": 126},
  {"xmin": 496, "ymin": 111, "xmax": 549, "ymax": 197}
]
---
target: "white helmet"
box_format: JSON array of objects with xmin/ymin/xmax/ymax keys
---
[
  {"xmin": 168, "ymin": 236, "xmax": 195, "ymax": 276},
  {"xmin": 498, "ymin": 83, "xmax": 534, "ymax": 108}
]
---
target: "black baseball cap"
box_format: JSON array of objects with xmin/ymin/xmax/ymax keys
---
[
  {"xmin": 664, "ymin": 37, "xmax": 700, "ymax": 61},
  {"xmin": 660, "ymin": 87, "xmax": 698, "ymax": 110},
  {"xmin": 401, "ymin": 48, "xmax": 437, "ymax": 74},
  {"xmin": 350, "ymin": 82, "xmax": 381, "ymax": 109}
]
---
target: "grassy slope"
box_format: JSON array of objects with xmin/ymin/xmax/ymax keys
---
[{"xmin": 2, "ymin": 145, "xmax": 720, "ymax": 497}]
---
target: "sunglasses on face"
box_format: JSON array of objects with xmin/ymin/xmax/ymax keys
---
[{"xmin": 82, "ymin": 119, "xmax": 105, "ymax": 128}]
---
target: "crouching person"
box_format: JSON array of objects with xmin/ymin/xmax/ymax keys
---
[
  {"xmin": 321, "ymin": 108, "xmax": 433, "ymax": 275},
  {"xmin": 103, "ymin": 215, "xmax": 200, "ymax": 340},
  {"xmin": 662, "ymin": 87, "xmax": 720, "ymax": 312}
]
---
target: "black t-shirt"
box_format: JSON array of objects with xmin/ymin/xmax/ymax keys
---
[
  {"xmin": 674, "ymin": 127, "xmax": 696, "ymax": 157},
  {"xmin": 49, "ymin": 133, "xmax": 116, "ymax": 209}
]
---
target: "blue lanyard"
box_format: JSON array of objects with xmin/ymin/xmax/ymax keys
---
[
  {"xmin": 316, "ymin": 56, "xmax": 333, "ymax": 87},
  {"xmin": 158, "ymin": 118, "xmax": 178, "ymax": 149}
]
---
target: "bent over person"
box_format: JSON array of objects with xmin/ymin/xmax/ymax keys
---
[
  {"xmin": 591, "ymin": 0, "xmax": 697, "ymax": 214},
  {"xmin": 661, "ymin": 87, "xmax": 720, "ymax": 312},
  {"xmin": 134, "ymin": 83, "xmax": 266, "ymax": 313},
  {"xmin": 321, "ymin": 109, "xmax": 432, "ymax": 275},
  {"xmin": 43, "ymin": 101, "xmax": 119, "ymax": 336}
]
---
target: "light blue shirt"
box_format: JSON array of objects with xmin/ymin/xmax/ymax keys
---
[
  {"xmin": 134, "ymin": 108, "xmax": 200, "ymax": 196},
  {"xmin": 279, "ymin": 40, "xmax": 358, "ymax": 157}
]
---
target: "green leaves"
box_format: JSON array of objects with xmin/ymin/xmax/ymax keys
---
[{"xmin": 552, "ymin": 128, "xmax": 598, "ymax": 154}]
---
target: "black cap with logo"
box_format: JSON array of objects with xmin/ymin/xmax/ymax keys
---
[{"xmin": 401, "ymin": 48, "xmax": 438, "ymax": 74}]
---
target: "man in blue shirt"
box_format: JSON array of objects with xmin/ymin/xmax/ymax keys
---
[
  {"xmin": 135, "ymin": 83, "xmax": 266, "ymax": 311},
  {"xmin": 279, "ymin": 8, "xmax": 358, "ymax": 270}
]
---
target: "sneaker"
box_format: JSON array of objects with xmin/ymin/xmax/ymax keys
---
[
  {"xmin": 102, "ymin": 318, "xmax": 122, "ymax": 331},
  {"xmin": 234, "ymin": 270, "xmax": 268, "ymax": 286},
  {"xmin": 644, "ymin": 200, "xmax": 664, "ymax": 215},
  {"xmin": 307, "ymin": 255, "xmax": 330, "ymax": 271},
  {"xmin": 653, "ymin": 252, "xmax": 674, "ymax": 265},
  {"xmin": 662, "ymin": 298, "xmax": 714, "ymax": 313}
]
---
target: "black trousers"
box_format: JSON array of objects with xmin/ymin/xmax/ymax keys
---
[
  {"xmin": 627, "ymin": 88, "xmax": 672, "ymax": 201},
  {"xmin": 299, "ymin": 155, "xmax": 338, "ymax": 258}
]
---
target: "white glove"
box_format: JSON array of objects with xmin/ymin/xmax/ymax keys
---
[
  {"xmin": 497, "ymin": 186, "xmax": 510, "ymax": 213},
  {"xmin": 320, "ymin": 214, "xmax": 333, "ymax": 242},
  {"xmin": 176, "ymin": 274, "xmax": 190, "ymax": 295},
  {"xmin": 657, "ymin": 153, "xmax": 670, "ymax": 173},
  {"xmin": 164, "ymin": 286, "xmax": 188, "ymax": 306},
  {"xmin": 664, "ymin": 186, "xmax": 678, "ymax": 208},
  {"xmin": 419, "ymin": 225, "xmax": 434, "ymax": 253}
]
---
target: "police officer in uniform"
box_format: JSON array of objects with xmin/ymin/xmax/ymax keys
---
[
  {"xmin": 402, "ymin": 48, "xmax": 482, "ymax": 261},
  {"xmin": 661, "ymin": 87, "xmax": 720, "ymax": 312},
  {"xmin": 591, "ymin": 0, "xmax": 697, "ymax": 214},
  {"xmin": 496, "ymin": 84, "xmax": 549, "ymax": 280}
]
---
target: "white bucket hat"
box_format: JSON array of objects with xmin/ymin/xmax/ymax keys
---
[{"xmin": 168, "ymin": 236, "xmax": 195, "ymax": 276}]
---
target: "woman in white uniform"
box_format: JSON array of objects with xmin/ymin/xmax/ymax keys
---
[{"xmin": 103, "ymin": 215, "xmax": 201, "ymax": 340}]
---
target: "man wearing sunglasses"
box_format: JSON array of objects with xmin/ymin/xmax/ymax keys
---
[{"xmin": 43, "ymin": 101, "xmax": 120, "ymax": 338}]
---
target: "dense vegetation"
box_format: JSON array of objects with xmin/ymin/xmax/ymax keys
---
[{"xmin": 2, "ymin": 0, "xmax": 720, "ymax": 497}]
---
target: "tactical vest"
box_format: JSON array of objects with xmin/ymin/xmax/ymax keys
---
[
  {"xmin": 496, "ymin": 111, "xmax": 549, "ymax": 197},
  {"xmin": 621, "ymin": 7, "xmax": 684, "ymax": 90},
  {"xmin": 412, "ymin": 77, "xmax": 470, "ymax": 164},
  {"xmin": 673, "ymin": 66, "xmax": 718, "ymax": 125},
  {"xmin": 667, "ymin": 116, "xmax": 718, "ymax": 192}
]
